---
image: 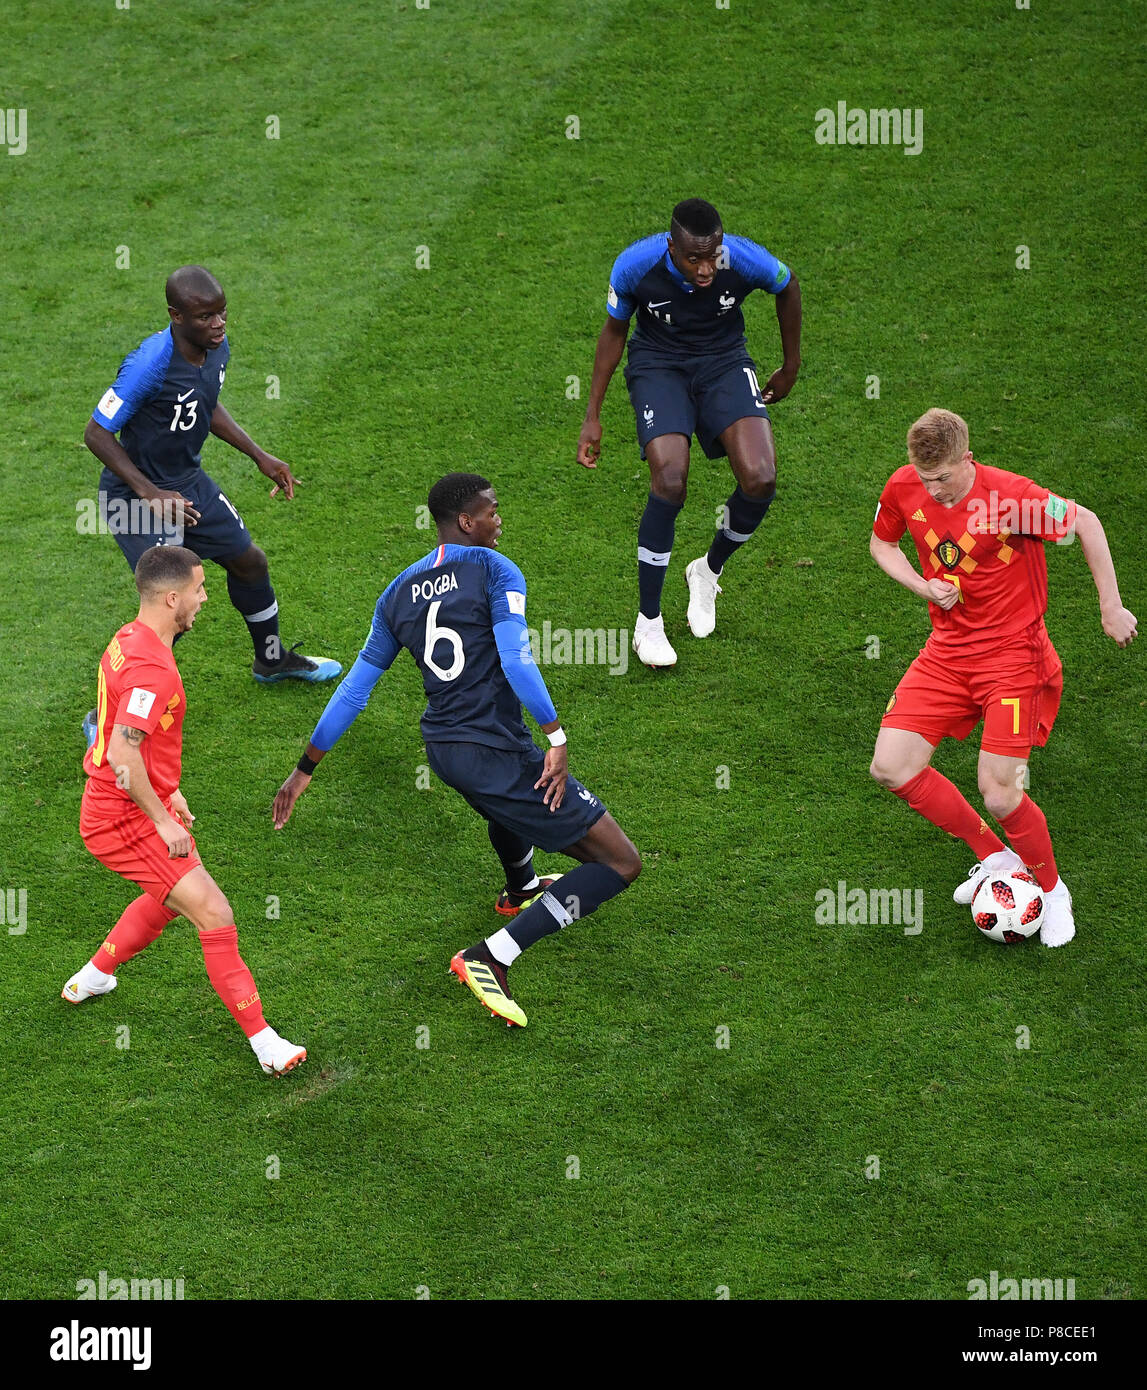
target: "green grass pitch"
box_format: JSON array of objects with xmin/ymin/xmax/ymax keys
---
[{"xmin": 0, "ymin": 0, "xmax": 1143, "ymax": 1301}]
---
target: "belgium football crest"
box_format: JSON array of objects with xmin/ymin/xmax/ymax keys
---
[{"xmin": 936, "ymin": 537, "xmax": 961, "ymax": 569}]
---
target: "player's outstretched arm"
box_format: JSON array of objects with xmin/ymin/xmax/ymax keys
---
[
  {"xmin": 869, "ymin": 532, "xmax": 959, "ymax": 609},
  {"xmin": 209, "ymin": 402, "xmax": 299, "ymax": 499},
  {"xmin": 577, "ymin": 316, "xmax": 629, "ymax": 468},
  {"xmin": 762, "ymin": 273, "xmax": 802, "ymax": 404},
  {"xmin": 272, "ymin": 653, "xmax": 389, "ymax": 828},
  {"xmin": 272, "ymin": 740, "xmax": 326, "ymax": 829},
  {"xmin": 1073, "ymin": 506, "xmax": 1137, "ymax": 646},
  {"xmin": 107, "ymin": 725, "xmax": 192, "ymax": 858}
]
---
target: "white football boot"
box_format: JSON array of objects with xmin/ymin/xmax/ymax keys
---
[
  {"xmin": 251, "ymin": 1026, "xmax": 307, "ymax": 1077},
  {"xmin": 953, "ymin": 847, "xmax": 1025, "ymax": 905},
  {"xmin": 684, "ymin": 556, "xmax": 723, "ymax": 638},
  {"xmin": 1039, "ymin": 878, "xmax": 1075, "ymax": 948},
  {"xmin": 61, "ymin": 967, "xmax": 118, "ymax": 1004},
  {"xmin": 632, "ymin": 612, "xmax": 677, "ymax": 668}
]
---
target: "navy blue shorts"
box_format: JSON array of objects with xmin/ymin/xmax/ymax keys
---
[
  {"xmin": 624, "ymin": 352, "xmax": 771, "ymax": 460},
  {"xmin": 99, "ymin": 468, "xmax": 252, "ymax": 570},
  {"xmin": 426, "ymin": 740, "xmax": 608, "ymax": 854}
]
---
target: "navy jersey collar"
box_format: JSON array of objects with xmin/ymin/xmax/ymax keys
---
[{"xmin": 165, "ymin": 325, "xmax": 229, "ymax": 369}]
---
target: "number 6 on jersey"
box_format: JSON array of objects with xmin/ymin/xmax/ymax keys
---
[{"xmin": 424, "ymin": 600, "xmax": 465, "ymax": 682}]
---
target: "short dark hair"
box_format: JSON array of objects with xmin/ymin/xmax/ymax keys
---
[
  {"xmin": 671, "ymin": 198, "xmax": 722, "ymax": 240},
  {"xmin": 135, "ymin": 545, "xmax": 202, "ymax": 598},
  {"xmin": 166, "ymin": 264, "xmax": 223, "ymax": 310},
  {"xmin": 427, "ymin": 472, "xmax": 493, "ymax": 525}
]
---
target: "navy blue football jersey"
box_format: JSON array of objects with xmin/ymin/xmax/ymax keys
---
[
  {"xmin": 91, "ymin": 327, "xmax": 230, "ymax": 484},
  {"xmin": 607, "ymin": 232, "xmax": 790, "ymax": 360},
  {"xmin": 361, "ymin": 542, "xmax": 548, "ymax": 753}
]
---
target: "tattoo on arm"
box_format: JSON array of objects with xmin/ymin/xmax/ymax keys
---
[{"xmin": 115, "ymin": 724, "xmax": 145, "ymax": 747}]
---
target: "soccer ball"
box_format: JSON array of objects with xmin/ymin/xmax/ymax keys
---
[{"xmin": 971, "ymin": 870, "xmax": 1045, "ymax": 944}]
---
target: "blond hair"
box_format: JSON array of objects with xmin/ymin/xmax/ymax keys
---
[{"xmin": 907, "ymin": 408, "xmax": 969, "ymax": 469}]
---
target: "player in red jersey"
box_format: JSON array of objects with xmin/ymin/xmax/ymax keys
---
[
  {"xmin": 869, "ymin": 408, "xmax": 1137, "ymax": 946},
  {"xmin": 62, "ymin": 545, "xmax": 306, "ymax": 1075}
]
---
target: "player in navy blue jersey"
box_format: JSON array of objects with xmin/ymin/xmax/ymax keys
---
[
  {"xmin": 577, "ymin": 199, "xmax": 802, "ymax": 667},
  {"xmin": 81, "ymin": 265, "xmax": 340, "ymax": 743},
  {"xmin": 271, "ymin": 473, "xmax": 641, "ymax": 1028}
]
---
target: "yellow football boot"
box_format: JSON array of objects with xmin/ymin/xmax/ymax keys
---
[{"xmin": 449, "ymin": 947, "xmax": 527, "ymax": 1028}]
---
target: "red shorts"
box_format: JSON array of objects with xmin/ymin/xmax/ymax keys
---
[
  {"xmin": 881, "ymin": 631, "xmax": 1063, "ymax": 757},
  {"xmin": 80, "ymin": 784, "xmax": 202, "ymax": 903}
]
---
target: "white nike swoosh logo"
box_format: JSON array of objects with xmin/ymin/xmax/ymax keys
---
[
  {"xmin": 177, "ymin": 389, "xmax": 194, "ymax": 401},
  {"xmin": 646, "ymin": 300, "xmax": 671, "ymax": 309}
]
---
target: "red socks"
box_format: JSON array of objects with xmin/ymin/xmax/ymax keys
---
[
  {"xmin": 892, "ymin": 768, "xmax": 1006, "ymax": 857},
  {"xmin": 891, "ymin": 772, "xmax": 1058, "ymax": 889},
  {"xmin": 198, "ymin": 926, "xmax": 266, "ymax": 1037},
  {"xmin": 92, "ymin": 906, "xmax": 269, "ymax": 1039},
  {"xmin": 93, "ymin": 895, "xmax": 177, "ymax": 973},
  {"xmin": 999, "ymin": 795, "xmax": 1059, "ymax": 891}
]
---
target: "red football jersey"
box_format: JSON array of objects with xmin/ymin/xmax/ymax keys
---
[
  {"xmin": 873, "ymin": 460, "xmax": 1077, "ymax": 656},
  {"xmin": 83, "ymin": 621, "xmax": 186, "ymax": 803}
]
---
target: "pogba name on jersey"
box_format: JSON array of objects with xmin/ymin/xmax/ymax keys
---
[{"xmin": 411, "ymin": 572, "xmax": 460, "ymax": 604}]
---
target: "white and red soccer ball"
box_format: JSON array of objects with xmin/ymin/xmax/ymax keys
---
[{"xmin": 971, "ymin": 870, "xmax": 1045, "ymax": 944}]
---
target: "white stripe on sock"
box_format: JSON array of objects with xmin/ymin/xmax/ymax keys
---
[
  {"xmin": 637, "ymin": 547, "xmax": 672, "ymax": 566},
  {"xmin": 541, "ymin": 891, "xmax": 574, "ymax": 928},
  {"xmin": 486, "ymin": 928, "xmax": 522, "ymax": 966},
  {"xmin": 244, "ymin": 600, "xmax": 279, "ymax": 625}
]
